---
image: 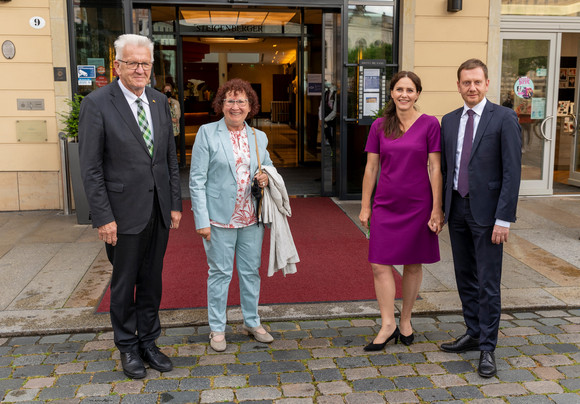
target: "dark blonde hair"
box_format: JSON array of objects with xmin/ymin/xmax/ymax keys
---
[
  {"xmin": 212, "ymin": 78, "xmax": 260, "ymax": 118},
  {"xmin": 457, "ymin": 58, "xmax": 488, "ymax": 80},
  {"xmin": 382, "ymin": 71, "xmax": 422, "ymax": 139}
]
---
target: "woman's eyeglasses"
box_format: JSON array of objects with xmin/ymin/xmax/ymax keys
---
[{"xmin": 225, "ymin": 99, "xmax": 248, "ymax": 107}]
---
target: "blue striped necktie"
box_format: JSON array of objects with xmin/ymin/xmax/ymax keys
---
[{"xmin": 135, "ymin": 98, "xmax": 153, "ymax": 156}]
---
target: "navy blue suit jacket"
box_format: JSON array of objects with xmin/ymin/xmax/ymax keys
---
[{"xmin": 441, "ymin": 100, "xmax": 522, "ymax": 226}]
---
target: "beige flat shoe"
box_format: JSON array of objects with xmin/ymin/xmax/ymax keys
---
[
  {"xmin": 209, "ymin": 331, "xmax": 226, "ymax": 352},
  {"xmin": 243, "ymin": 324, "xmax": 274, "ymax": 343}
]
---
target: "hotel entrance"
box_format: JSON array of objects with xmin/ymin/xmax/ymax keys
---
[{"xmin": 133, "ymin": 5, "xmax": 342, "ymax": 196}]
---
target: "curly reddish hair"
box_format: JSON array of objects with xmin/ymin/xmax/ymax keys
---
[{"xmin": 212, "ymin": 78, "xmax": 260, "ymax": 118}]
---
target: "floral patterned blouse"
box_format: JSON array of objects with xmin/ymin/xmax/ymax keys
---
[{"xmin": 210, "ymin": 127, "xmax": 257, "ymax": 228}]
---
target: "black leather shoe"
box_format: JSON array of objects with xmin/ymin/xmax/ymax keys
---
[
  {"xmin": 400, "ymin": 332, "xmax": 414, "ymax": 346},
  {"xmin": 440, "ymin": 334, "xmax": 480, "ymax": 353},
  {"xmin": 120, "ymin": 351, "xmax": 146, "ymax": 379},
  {"xmin": 364, "ymin": 327, "xmax": 400, "ymax": 351},
  {"xmin": 478, "ymin": 350, "xmax": 497, "ymax": 378},
  {"xmin": 140, "ymin": 345, "xmax": 173, "ymax": 373}
]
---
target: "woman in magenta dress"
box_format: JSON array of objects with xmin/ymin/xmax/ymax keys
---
[{"xmin": 359, "ymin": 71, "xmax": 443, "ymax": 351}]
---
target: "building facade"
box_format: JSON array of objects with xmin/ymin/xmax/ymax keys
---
[{"xmin": 0, "ymin": 0, "xmax": 579, "ymax": 212}]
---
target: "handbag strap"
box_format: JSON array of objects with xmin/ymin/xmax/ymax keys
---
[{"xmin": 252, "ymin": 127, "xmax": 262, "ymax": 174}]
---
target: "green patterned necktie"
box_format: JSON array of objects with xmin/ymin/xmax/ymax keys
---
[{"xmin": 135, "ymin": 98, "xmax": 153, "ymax": 156}]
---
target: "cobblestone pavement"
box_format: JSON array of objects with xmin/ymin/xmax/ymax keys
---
[{"xmin": 1, "ymin": 310, "xmax": 579, "ymax": 403}]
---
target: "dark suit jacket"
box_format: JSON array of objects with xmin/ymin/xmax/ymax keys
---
[
  {"xmin": 441, "ymin": 100, "xmax": 521, "ymax": 226},
  {"xmin": 79, "ymin": 79, "xmax": 182, "ymax": 234}
]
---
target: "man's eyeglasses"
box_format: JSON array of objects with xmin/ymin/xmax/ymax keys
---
[
  {"xmin": 118, "ymin": 60, "xmax": 153, "ymax": 71},
  {"xmin": 225, "ymin": 99, "xmax": 248, "ymax": 107}
]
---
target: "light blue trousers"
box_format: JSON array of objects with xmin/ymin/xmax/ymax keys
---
[{"xmin": 203, "ymin": 224, "xmax": 265, "ymax": 332}]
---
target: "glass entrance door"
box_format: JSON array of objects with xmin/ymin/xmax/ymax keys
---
[
  {"xmin": 500, "ymin": 32, "xmax": 559, "ymax": 195},
  {"xmin": 568, "ymin": 44, "xmax": 580, "ymax": 186}
]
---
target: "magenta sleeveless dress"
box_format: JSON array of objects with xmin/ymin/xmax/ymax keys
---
[{"xmin": 365, "ymin": 114, "xmax": 441, "ymax": 265}]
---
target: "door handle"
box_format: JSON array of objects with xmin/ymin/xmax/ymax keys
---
[
  {"xmin": 540, "ymin": 115, "xmax": 553, "ymax": 141},
  {"xmin": 568, "ymin": 113, "xmax": 578, "ymax": 136}
]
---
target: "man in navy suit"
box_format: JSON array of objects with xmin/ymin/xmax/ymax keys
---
[
  {"xmin": 439, "ymin": 59, "xmax": 521, "ymax": 377},
  {"xmin": 79, "ymin": 34, "xmax": 182, "ymax": 379}
]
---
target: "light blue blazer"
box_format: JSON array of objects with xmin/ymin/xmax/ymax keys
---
[{"xmin": 189, "ymin": 118, "xmax": 273, "ymax": 230}]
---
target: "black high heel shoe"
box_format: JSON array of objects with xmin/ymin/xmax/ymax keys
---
[
  {"xmin": 400, "ymin": 332, "xmax": 414, "ymax": 346},
  {"xmin": 364, "ymin": 327, "xmax": 400, "ymax": 351}
]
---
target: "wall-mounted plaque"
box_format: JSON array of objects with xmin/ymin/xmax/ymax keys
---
[
  {"xmin": 16, "ymin": 120, "xmax": 48, "ymax": 143},
  {"xmin": 2, "ymin": 40, "xmax": 15, "ymax": 60}
]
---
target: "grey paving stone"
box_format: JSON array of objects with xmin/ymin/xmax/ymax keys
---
[
  {"xmin": 0, "ymin": 367, "xmax": 12, "ymax": 378},
  {"xmin": 8, "ymin": 336, "xmax": 41, "ymax": 346},
  {"xmin": 496, "ymin": 369, "xmax": 536, "ymax": 382},
  {"xmin": 498, "ymin": 337, "xmax": 528, "ymax": 346},
  {"xmin": 227, "ymin": 364, "xmax": 259, "ymax": 375},
  {"xmin": 284, "ymin": 331, "xmax": 310, "ymax": 339},
  {"xmin": 344, "ymin": 392, "xmax": 384, "ymax": 403},
  {"xmin": 56, "ymin": 373, "xmax": 92, "ymax": 386},
  {"xmin": 3, "ymin": 389, "xmax": 40, "ymax": 402},
  {"xmin": 121, "ymin": 393, "xmax": 159, "ymax": 404},
  {"xmin": 557, "ymin": 365, "xmax": 580, "ymax": 377},
  {"xmin": 560, "ymin": 379, "xmax": 580, "ymax": 391},
  {"xmin": 547, "ymin": 343, "xmax": 580, "ymax": 353},
  {"xmin": 384, "ymin": 390, "xmax": 419, "ymax": 403},
  {"xmin": 513, "ymin": 320, "xmax": 543, "ymax": 327},
  {"xmin": 172, "ymin": 356, "xmax": 198, "ymax": 367},
  {"xmin": 549, "ymin": 393, "xmax": 580, "ymax": 404},
  {"xmin": 272, "ymin": 350, "xmax": 311, "ymax": 361},
  {"xmin": 298, "ymin": 321, "xmax": 328, "ymax": 329},
  {"xmin": 77, "ymin": 351, "xmax": 112, "ymax": 361},
  {"xmin": 417, "ymin": 388, "xmax": 453, "ymax": 402},
  {"xmin": 331, "ymin": 336, "xmax": 367, "ymax": 347},
  {"xmin": 70, "ymin": 333, "xmax": 97, "ymax": 341},
  {"xmin": 37, "ymin": 386, "xmax": 76, "ymax": 401},
  {"xmin": 235, "ymin": 386, "xmax": 281, "ymax": 401},
  {"xmin": 156, "ymin": 336, "xmax": 184, "ymax": 346},
  {"xmin": 539, "ymin": 317, "xmax": 569, "ymax": 326},
  {"xmin": 537, "ymin": 326, "xmax": 566, "ymax": 334},
  {"xmin": 12, "ymin": 344, "xmax": 52, "ymax": 355},
  {"xmin": 437, "ymin": 315, "xmax": 465, "ymax": 323},
  {"xmin": 338, "ymin": 327, "xmax": 374, "ymax": 336},
  {"xmin": 368, "ymin": 355, "xmax": 397, "ymax": 366},
  {"xmin": 568, "ymin": 310, "xmax": 580, "ymax": 316},
  {"xmin": 336, "ymin": 357, "xmax": 372, "ymax": 368},
  {"xmin": 261, "ymin": 361, "xmax": 305, "ymax": 373},
  {"xmin": 191, "ymin": 365, "xmax": 224, "ymax": 376},
  {"xmin": 238, "ymin": 352, "xmax": 273, "ymax": 363},
  {"xmin": 12, "ymin": 354, "xmax": 45, "ymax": 366},
  {"xmin": 396, "ymin": 353, "xmax": 427, "ymax": 364},
  {"xmin": 449, "ymin": 385, "xmax": 485, "ymax": 399},
  {"xmin": 52, "ymin": 342, "xmax": 84, "ymax": 353},
  {"xmin": 495, "ymin": 347, "xmax": 522, "ymax": 358},
  {"xmin": 507, "ymin": 395, "xmax": 554, "ymax": 404},
  {"xmin": 269, "ymin": 322, "xmax": 298, "ymax": 331},
  {"xmin": 413, "ymin": 323, "xmax": 438, "ymax": 332},
  {"xmin": 179, "ymin": 377, "xmax": 211, "ymax": 390},
  {"xmin": 44, "ymin": 353, "xmax": 78, "ymax": 365},
  {"xmin": 144, "ymin": 379, "xmax": 180, "ymax": 393},
  {"xmin": 82, "ymin": 397, "xmax": 121, "ymax": 403},
  {"xmin": 91, "ymin": 371, "xmax": 126, "ymax": 383},
  {"xmin": 280, "ymin": 372, "xmax": 312, "ymax": 384},
  {"xmin": 327, "ymin": 320, "xmax": 352, "ymax": 328},
  {"xmin": 312, "ymin": 368, "xmax": 343, "ymax": 382},
  {"xmin": 39, "ymin": 334, "xmax": 71, "ymax": 344},
  {"xmin": 165, "ymin": 327, "xmax": 196, "ymax": 336},
  {"xmin": 214, "ymin": 376, "xmax": 247, "ymax": 388},
  {"xmin": 159, "ymin": 391, "xmax": 200, "ymax": 403},
  {"xmin": 310, "ymin": 329, "xmax": 339, "ymax": 338},
  {"xmin": 518, "ymin": 344, "xmax": 552, "ymax": 355},
  {"xmin": 13, "ymin": 364, "xmax": 54, "ymax": 377},
  {"xmin": 240, "ymin": 342, "xmax": 270, "ymax": 352},
  {"xmin": 249, "ymin": 374, "xmax": 278, "ymax": 386},
  {"xmin": 527, "ymin": 335, "xmax": 559, "ymax": 344},
  {"xmin": 424, "ymin": 331, "xmax": 453, "ymax": 341},
  {"xmin": 0, "ymin": 356, "xmax": 12, "ymax": 366},
  {"xmin": 393, "ymin": 376, "xmax": 433, "ymax": 389},
  {"xmin": 85, "ymin": 360, "xmax": 116, "ymax": 372},
  {"xmin": 513, "ymin": 312, "xmax": 540, "ymax": 319},
  {"xmin": 441, "ymin": 360, "xmax": 476, "ymax": 374},
  {"xmin": 0, "ymin": 379, "xmax": 25, "ymax": 393},
  {"xmin": 352, "ymin": 378, "xmax": 395, "ymax": 391}
]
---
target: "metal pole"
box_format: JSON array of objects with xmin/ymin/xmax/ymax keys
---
[{"xmin": 59, "ymin": 132, "xmax": 72, "ymax": 215}]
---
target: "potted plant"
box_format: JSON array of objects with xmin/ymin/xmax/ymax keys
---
[{"xmin": 60, "ymin": 94, "xmax": 91, "ymax": 224}]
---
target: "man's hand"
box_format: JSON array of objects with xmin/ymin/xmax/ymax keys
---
[
  {"xmin": 197, "ymin": 227, "xmax": 211, "ymax": 241},
  {"xmin": 170, "ymin": 211, "xmax": 182, "ymax": 229},
  {"xmin": 491, "ymin": 224, "xmax": 509, "ymax": 244},
  {"xmin": 98, "ymin": 221, "xmax": 118, "ymax": 246}
]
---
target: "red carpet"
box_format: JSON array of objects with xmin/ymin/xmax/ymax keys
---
[{"xmin": 97, "ymin": 198, "xmax": 402, "ymax": 312}]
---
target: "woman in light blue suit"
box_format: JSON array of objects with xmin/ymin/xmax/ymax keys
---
[{"xmin": 189, "ymin": 79, "xmax": 274, "ymax": 352}]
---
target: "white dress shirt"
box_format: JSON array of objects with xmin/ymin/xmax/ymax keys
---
[
  {"xmin": 453, "ymin": 98, "xmax": 509, "ymax": 228},
  {"xmin": 117, "ymin": 80, "xmax": 154, "ymax": 142}
]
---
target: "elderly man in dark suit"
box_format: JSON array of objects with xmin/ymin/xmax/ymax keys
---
[
  {"xmin": 440, "ymin": 59, "xmax": 521, "ymax": 378},
  {"xmin": 79, "ymin": 34, "xmax": 182, "ymax": 379}
]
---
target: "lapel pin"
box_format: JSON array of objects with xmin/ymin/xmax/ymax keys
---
[{"xmin": 152, "ymin": 99, "xmax": 156, "ymax": 103}]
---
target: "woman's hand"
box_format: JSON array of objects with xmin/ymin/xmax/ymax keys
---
[
  {"xmin": 359, "ymin": 207, "xmax": 371, "ymax": 230},
  {"xmin": 197, "ymin": 227, "xmax": 211, "ymax": 241},
  {"xmin": 428, "ymin": 209, "xmax": 444, "ymax": 235},
  {"xmin": 254, "ymin": 172, "xmax": 268, "ymax": 188}
]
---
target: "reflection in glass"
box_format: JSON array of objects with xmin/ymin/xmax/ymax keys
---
[
  {"xmin": 502, "ymin": 0, "xmax": 580, "ymax": 16},
  {"xmin": 501, "ymin": 39, "xmax": 550, "ymax": 180}
]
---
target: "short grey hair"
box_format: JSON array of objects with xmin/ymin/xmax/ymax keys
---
[{"xmin": 114, "ymin": 34, "xmax": 154, "ymax": 62}]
